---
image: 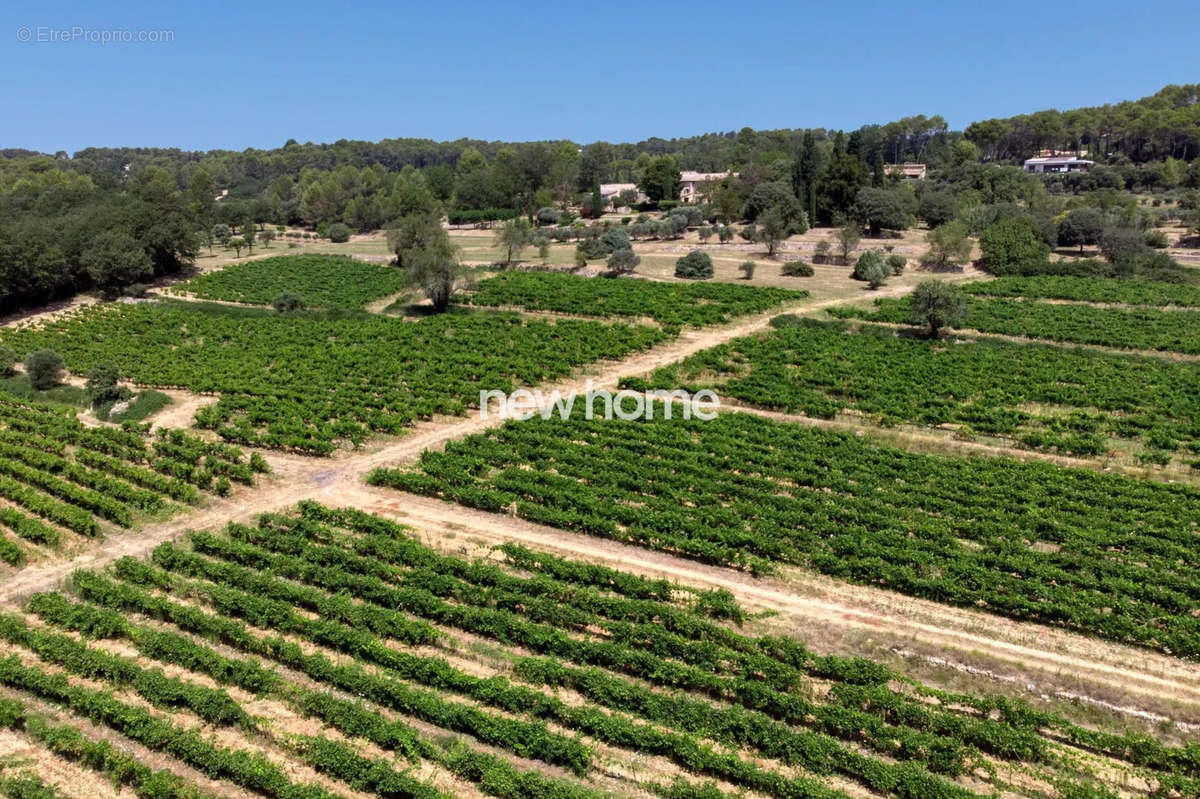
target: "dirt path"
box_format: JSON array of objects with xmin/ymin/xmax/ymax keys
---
[
  {"xmin": 352, "ymin": 489, "xmax": 1200, "ymax": 727},
  {"xmin": 839, "ymin": 317, "xmax": 1200, "ymax": 362},
  {"xmin": 710, "ymin": 401, "xmax": 1200, "ymax": 487},
  {"xmin": 0, "ymin": 296, "xmax": 819, "ymax": 603},
  {"xmin": 146, "ymin": 389, "xmax": 220, "ymax": 431}
]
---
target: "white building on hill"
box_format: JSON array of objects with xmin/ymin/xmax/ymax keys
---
[
  {"xmin": 679, "ymin": 171, "xmax": 735, "ymax": 204},
  {"xmin": 1022, "ymin": 156, "xmax": 1094, "ymax": 173}
]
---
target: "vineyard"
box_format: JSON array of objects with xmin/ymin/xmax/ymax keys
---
[
  {"xmin": 830, "ymin": 295, "xmax": 1200, "ymax": 354},
  {"xmin": 0, "ymin": 396, "xmax": 265, "ymax": 566},
  {"xmin": 0, "ymin": 302, "xmax": 669, "ymax": 454},
  {"xmin": 170, "ymin": 255, "xmax": 410, "ymax": 308},
  {"xmin": 964, "ymin": 275, "xmax": 1200, "ymax": 307},
  {"xmin": 0, "ymin": 501, "xmax": 1193, "ymax": 799},
  {"xmin": 373, "ymin": 410, "xmax": 1200, "ymax": 657},
  {"xmin": 463, "ymin": 271, "xmax": 809, "ymax": 326},
  {"xmin": 626, "ymin": 316, "xmax": 1200, "ymax": 460}
]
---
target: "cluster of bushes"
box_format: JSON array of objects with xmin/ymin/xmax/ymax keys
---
[
  {"xmin": 574, "ymin": 227, "xmax": 640, "ymax": 273},
  {"xmin": 851, "ymin": 252, "xmax": 907, "ymax": 288},
  {"xmin": 698, "ymin": 224, "xmax": 737, "ymax": 243},
  {"xmin": 977, "ymin": 206, "xmax": 1194, "ymax": 281},
  {"xmin": 447, "ymin": 208, "xmax": 517, "ymax": 226},
  {"xmin": 534, "ymin": 207, "xmax": 578, "ymax": 227}
]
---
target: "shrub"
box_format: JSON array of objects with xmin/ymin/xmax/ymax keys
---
[
  {"xmin": 1144, "ymin": 229, "xmax": 1169, "ymax": 248},
  {"xmin": 658, "ymin": 215, "xmax": 687, "ymax": 239},
  {"xmin": 920, "ymin": 221, "xmax": 972, "ymax": 271},
  {"xmin": 0, "ymin": 345, "xmax": 17, "ymax": 377},
  {"xmin": 853, "ymin": 251, "xmax": 890, "ymax": 288},
  {"xmin": 979, "ymin": 216, "xmax": 1051, "ymax": 275},
  {"xmin": 606, "ymin": 248, "xmax": 640, "ymax": 274},
  {"xmin": 447, "ymin": 208, "xmax": 517, "ymax": 226},
  {"xmin": 327, "ymin": 223, "xmax": 351, "ymax": 243},
  {"xmin": 886, "ymin": 254, "xmax": 907, "ymax": 275},
  {"xmin": 536, "ymin": 207, "xmax": 560, "ymax": 226},
  {"xmin": 674, "ymin": 251, "xmax": 713, "ymax": 280},
  {"xmin": 25, "ymin": 350, "xmax": 65, "ymax": 390},
  {"xmin": 738, "ymin": 261, "xmax": 757, "ymax": 280},
  {"xmin": 575, "ymin": 233, "xmax": 608, "ymax": 262},
  {"xmin": 125, "ymin": 283, "xmax": 150, "ymax": 298},
  {"xmin": 1099, "ymin": 225, "xmax": 1147, "ymax": 265},
  {"xmin": 86, "ymin": 362, "xmax": 129, "ymax": 407},
  {"xmin": 781, "ymin": 261, "xmax": 814, "ymax": 277},
  {"xmin": 599, "ymin": 227, "xmax": 631, "ymax": 254},
  {"xmin": 717, "ymin": 225, "xmax": 734, "ymax": 243},
  {"xmin": 272, "ymin": 292, "xmax": 306, "ymax": 312},
  {"xmin": 739, "ymin": 225, "xmax": 758, "ymax": 243},
  {"xmin": 853, "ymin": 186, "xmax": 916, "ymax": 234},
  {"xmin": 918, "ymin": 189, "xmax": 958, "ymax": 228}
]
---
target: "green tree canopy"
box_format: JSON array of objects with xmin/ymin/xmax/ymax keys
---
[{"xmin": 979, "ymin": 216, "xmax": 1051, "ymax": 275}]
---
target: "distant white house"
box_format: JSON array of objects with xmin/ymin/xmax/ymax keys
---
[
  {"xmin": 886, "ymin": 163, "xmax": 927, "ymax": 181},
  {"xmin": 600, "ymin": 183, "xmax": 646, "ymax": 206},
  {"xmin": 1023, "ymin": 156, "xmax": 1094, "ymax": 174},
  {"xmin": 679, "ymin": 171, "xmax": 736, "ymax": 204}
]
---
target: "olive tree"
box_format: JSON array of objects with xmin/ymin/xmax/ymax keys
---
[
  {"xmin": 836, "ymin": 223, "xmax": 861, "ymax": 265},
  {"xmin": 910, "ymin": 280, "xmax": 967, "ymax": 338},
  {"xmin": 674, "ymin": 250, "xmax": 713, "ymax": 279},
  {"xmin": 920, "ymin": 221, "xmax": 973, "ymax": 271},
  {"xmin": 25, "ymin": 349, "xmax": 65, "ymax": 390},
  {"xmin": 979, "ymin": 216, "xmax": 1050, "ymax": 275},
  {"xmin": 407, "ymin": 234, "xmax": 460, "ymax": 311},
  {"xmin": 757, "ymin": 207, "xmax": 789, "ymax": 257},
  {"xmin": 853, "ymin": 187, "xmax": 916, "ymax": 235},
  {"xmin": 1057, "ymin": 207, "xmax": 1104, "ymax": 254},
  {"xmin": 494, "ymin": 217, "xmax": 535, "ymax": 264},
  {"xmin": 0, "ymin": 346, "xmax": 17, "ymax": 377},
  {"xmin": 389, "ymin": 214, "xmax": 463, "ymax": 312},
  {"xmin": 607, "ymin": 248, "xmax": 640, "ymax": 274},
  {"xmin": 85, "ymin": 362, "xmax": 128, "ymax": 407}
]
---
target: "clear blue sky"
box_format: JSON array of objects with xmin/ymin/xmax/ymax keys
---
[{"xmin": 2, "ymin": 0, "xmax": 1195, "ymax": 154}]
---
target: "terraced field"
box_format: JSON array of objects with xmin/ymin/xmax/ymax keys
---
[
  {"xmin": 0, "ymin": 301, "xmax": 670, "ymax": 454},
  {"xmin": 0, "ymin": 503, "xmax": 1194, "ymax": 799},
  {"xmin": 171, "ymin": 255, "xmax": 409, "ymax": 309},
  {"xmin": 0, "ymin": 396, "xmax": 265, "ymax": 566},
  {"xmin": 830, "ymin": 293, "xmax": 1200, "ymax": 354},
  {"xmin": 964, "ymin": 275, "xmax": 1200, "ymax": 307},
  {"xmin": 373, "ymin": 410, "xmax": 1200, "ymax": 657},
  {"xmin": 626, "ymin": 316, "xmax": 1200, "ymax": 461},
  {"xmin": 3, "ymin": 264, "xmax": 1198, "ymax": 799},
  {"xmin": 464, "ymin": 270, "xmax": 810, "ymax": 326}
]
